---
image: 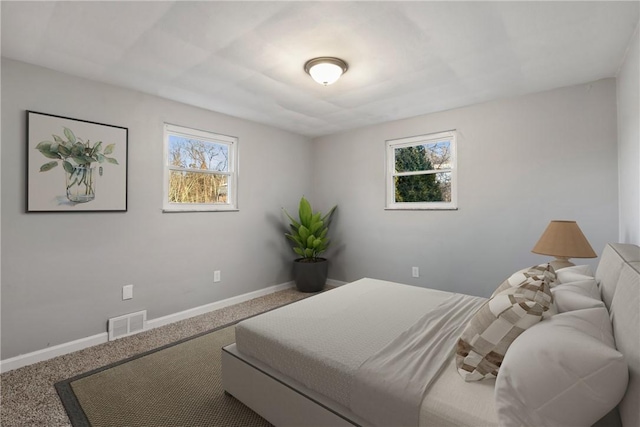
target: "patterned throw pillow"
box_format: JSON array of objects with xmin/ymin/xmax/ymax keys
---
[
  {"xmin": 491, "ymin": 263, "xmax": 557, "ymax": 297},
  {"xmin": 456, "ymin": 264, "xmax": 555, "ymax": 381}
]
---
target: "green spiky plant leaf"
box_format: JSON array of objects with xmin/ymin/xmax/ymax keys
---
[
  {"xmin": 35, "ymin": 127, "xmax": 119, "ymax": 174},
  {"xmin": 283, "ymin": 196, "xmax": 336, "ymax": 262}
]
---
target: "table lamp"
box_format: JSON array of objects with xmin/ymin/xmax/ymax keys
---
[{"xmin": 532, "ymin": 220, "xmax": 597, "ymax": 270}]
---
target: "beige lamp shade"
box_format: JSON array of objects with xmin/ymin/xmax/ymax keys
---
[{"xmin": 532, "ymin": 220, "xmax": 597, "ymax": 269}]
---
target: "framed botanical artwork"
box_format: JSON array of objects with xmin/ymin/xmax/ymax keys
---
[{"xmin": 27, "ymin": 111, "xmax": 128, "ymax": 212}]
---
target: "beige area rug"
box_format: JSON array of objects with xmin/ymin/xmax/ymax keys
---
[{"xmin": 55, "ymin": 324, "xmax": 271, "ymax": 427}]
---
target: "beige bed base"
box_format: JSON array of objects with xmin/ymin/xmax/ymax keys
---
[
  {"xmin": 222, "ymin": 343, "xmax": 370, "ymax": 427},
  {"xmin": 222, "ymin": 243, "xmax": 640, "ymax": 427}
]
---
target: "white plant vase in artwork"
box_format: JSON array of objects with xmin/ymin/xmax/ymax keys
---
[{"xmin": 65, "ymin": 164, "xmax": 96, "ymax": 203}]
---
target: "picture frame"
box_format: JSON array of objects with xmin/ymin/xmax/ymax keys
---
[{"xmin": 27, "ymin": 111, "xmax": 128, "ymax": 212}]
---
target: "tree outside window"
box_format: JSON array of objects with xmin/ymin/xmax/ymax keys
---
[
  {"xmin": 386, "ymin": 131, "xmax": 457, "ymax": 210},
  {"xmin": 163, "ymin": 124, "xmax": 238, "ymax": 212}
]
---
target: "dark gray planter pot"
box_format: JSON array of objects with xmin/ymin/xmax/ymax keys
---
[{"xmin": 293, "ymin": 258, "xmax": 328, "ymax": 293}]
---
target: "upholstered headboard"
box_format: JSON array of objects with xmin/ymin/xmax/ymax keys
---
[{"xmin": 595, "ymin": 243, "xmax": 640, "ymax": 427}]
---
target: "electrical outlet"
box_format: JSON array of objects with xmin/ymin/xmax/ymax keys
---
[
  {"xmin": 122, "ymin": 284, "xmax": 133, "ymax": 300},
  {"xmin": 214, "ymin": 270, "xmax": 221, "ymax": 283},
  {"xmin": 412, "ymin": 267, "xmax": 419, "ymax": 278}
]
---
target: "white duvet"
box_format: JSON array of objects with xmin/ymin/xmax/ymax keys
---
[
  {"xmin": 235, "ymin": 278, "xmax": 496, "ymax": 427},
  {"xmin": 351, "ymin": 293, "xmax": 485, "ymax": 426}
]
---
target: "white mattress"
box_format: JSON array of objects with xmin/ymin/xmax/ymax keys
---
[{"xmin": 235, "ymin": 278, "xmax": 499, "ymax": 426}]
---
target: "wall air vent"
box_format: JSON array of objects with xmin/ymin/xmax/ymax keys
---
[{"xmin": 108, "ymin": 310, "xmax": 147, "ymax": 341}]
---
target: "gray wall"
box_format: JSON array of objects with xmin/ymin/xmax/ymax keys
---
[
  {"xmin": 617, "ymin": 22, "xmax": 640, "ymax": 245},
  {"xmin": 312, "ymin": 79, "xmax": 619, "ymax": 297},
  {"xmin": 1, "ymin": 59, "xmax": 313, "ymax": 359},
  {"xmin": 0, "ymin": 59, "xmax": 627, "ymax": 360}
]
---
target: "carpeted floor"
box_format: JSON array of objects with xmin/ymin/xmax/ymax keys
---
[{"xmin": 0, "ymin": 287, "xmax": 314, "ymax": 427}]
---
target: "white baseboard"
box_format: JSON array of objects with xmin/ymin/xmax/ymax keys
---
[
  {"xmin": 0, "ymin": 281, "xmax": 295, "ymax": 373},
  {"xmin": 0, "ymin": 332, "xmax": 110, "ymax": 374},
  {"xmin": 146, "ymin": 281, "xmax": 294, "ymax": 329}
]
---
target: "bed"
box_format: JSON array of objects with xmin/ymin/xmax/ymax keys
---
[{"xmin": 222, "ymin": 243, "xmax": 640, "ymax": 427}]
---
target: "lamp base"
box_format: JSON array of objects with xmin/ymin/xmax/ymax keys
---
[{"xmin": 550, "ymin": 257, "xmax": 574, "ymax": 271}]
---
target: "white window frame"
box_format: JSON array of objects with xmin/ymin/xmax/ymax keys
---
[
  {"xmin": 163, "ymin": 123, "xmax": 238, "ymax": 212},
  {"xmin": 385, "ymin": 130, "xmax": 457, "ymax": 210}
]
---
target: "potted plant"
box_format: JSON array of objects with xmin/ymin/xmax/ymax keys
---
[{"xmin": 283, "ymin": 196, "xmax": 337, "ymax": 292}]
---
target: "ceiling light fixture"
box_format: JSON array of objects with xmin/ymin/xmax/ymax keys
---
[{"xmin": 304, "ymin": 57, "xmax": 348, "ymax": 86}]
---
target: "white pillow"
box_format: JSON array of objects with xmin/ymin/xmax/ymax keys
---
[
  {"xmin": 495, "ymin": 307, "xmax": 628, "ymax": 427},
  {"xmin": 551, "ymin": 278, "xmax": 605, "ymax": 313},
  {"xmin": 555, "ymin": 265, "xmax": 595, "ymax": 285}
]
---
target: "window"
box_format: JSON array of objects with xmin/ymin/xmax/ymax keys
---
[
  {"xmin": 386, "ymin": 130, "xmax": 457, "ymax": 210},
  {"xmin": 163, "ymin": 124, "xmax": 238, "ymax": 212}
]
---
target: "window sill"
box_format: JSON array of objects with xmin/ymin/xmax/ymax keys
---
[
  {"xmin": 163, "ymin": 207, "xmax": 239, "ymax": 213},
  {"xmin": 385, "ymin": 206, "xmax": 458, "ymax": 211}
]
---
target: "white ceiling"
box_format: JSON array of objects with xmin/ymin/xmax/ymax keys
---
[{"xmin": 2, "ymin": 1, "xmax": 638, "ymax": 137}]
